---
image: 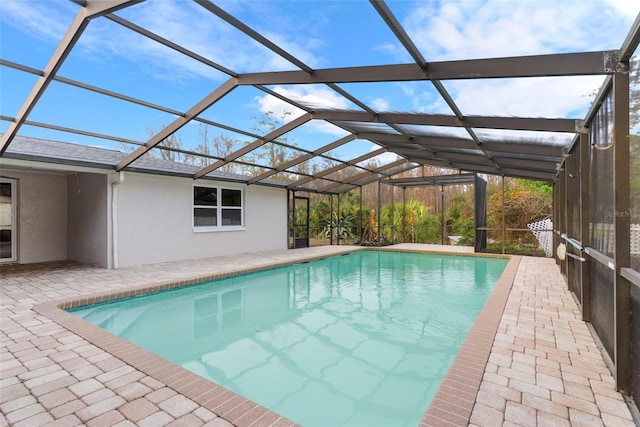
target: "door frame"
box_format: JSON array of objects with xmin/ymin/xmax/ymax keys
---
[
  {"xmin": 293, "ymin": 196, "xmax": 310, "ymax": 249},
  {"xmin": 0, "ymin": 178, "xmax": 18, "ymax": 263}
]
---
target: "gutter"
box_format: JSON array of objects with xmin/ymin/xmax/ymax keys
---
[{"xmin": 111, "ymin": 171, "xmax": 124, "ymax": 269}]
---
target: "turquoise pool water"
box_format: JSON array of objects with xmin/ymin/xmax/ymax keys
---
[{"xmin": 70, "ymin": 251, "xmax": 508, "ymax": 427}]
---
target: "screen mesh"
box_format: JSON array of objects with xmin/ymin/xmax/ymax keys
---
[
  {"xmin": 590, "ymin": 259, "xmax": 615, "ymax": 359},
  {"xmin": 630, "ymin": 57, "xmax": 640, "ymax": 272},
  {"xmin": 589, "ymin": 92, "xmax": 615, "ymax": 258},
  {"xmin": 568, "ymin": 143, "xmax": 582, "ymax": 299},
  {"xmin": 632, "ymin": 284, "xmax": 640, "ymax": 407}
]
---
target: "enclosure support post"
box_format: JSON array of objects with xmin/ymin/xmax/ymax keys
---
[
  {"xmin": 440, "ymin": 185, "xmax": 445, "ymax": 245},
  {"xmin": 377, "ymin": 180, "xmax": 382, "ymax": 246},
  {"xmin": 502, "ymin": 177, "xmax": 506, "ymax": 255},
  {"xmin": 359, "ymin": 186, "xmax": 363, "ymax": 244},
  {"xmin": 403, "ymin": 187, "xmax": 407, "ymax": 243},
  {"xmin": 612, "ymin": 69, "xmax": 631, "ymax": 394},
  {"xmin": 337, "ymin": 193, "xmax": 341, "ymax": 245},
  {"xmin": 553, "ymin": 184, "xmax": 558, "ymax": 264},
  {"xmin": 330, "ymin": 194, "xmax": 334, "ymax": 246},
  {"xmin": 580, "ymin": 132, "xmax": 592, "ymax": 322},
  {"xmin": 290, "ymin": 190, "xmax": 295, "ymax": 249},
  {"xmin": 474, "ymin": 173, "xmax": 488, "ymax": 252},
  {"xmin": 391, "ymin": 184, "xmax": 395, "ymax": 244}
]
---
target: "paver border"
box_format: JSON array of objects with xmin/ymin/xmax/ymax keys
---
[
  {"xmin": 33, "ymin": 250, "xmax": 520, "ymax": 426},
  {"xmin": 421, "ymin": 255, "xmax": 521, "ymax": 426}
]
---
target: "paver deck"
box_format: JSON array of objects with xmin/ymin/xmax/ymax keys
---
[{"xmin": 0, "ymin": 246, "xmax": 636, "ymax": 426}]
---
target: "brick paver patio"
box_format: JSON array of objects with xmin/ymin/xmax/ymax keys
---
[
  {"xmin": 0, "ymin": 247, "xmax": 636, "ymax": 426},
  {"xmin": 469, "ymin": 257, "xmax": 635, "ymax": 427}
]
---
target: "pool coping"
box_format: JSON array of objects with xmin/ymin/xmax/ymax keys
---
[
  {"xmin": 421, "ymin": 255, "xmax": 521, "ymax": 426},
  {"xmin": 33, "ymin": 249, "xmax": 520, "ymax": 427}
]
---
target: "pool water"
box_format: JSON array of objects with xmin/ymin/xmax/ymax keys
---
[{"xmin": 70, "ymin": 250, "xmax": 508, "ymax": 427}]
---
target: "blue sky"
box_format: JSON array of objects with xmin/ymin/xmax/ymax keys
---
[{"xmin": 1, "ymin": 0, "xmax": 639, "ymax": 166}]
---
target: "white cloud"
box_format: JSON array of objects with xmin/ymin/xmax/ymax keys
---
[
  {"xmin": 447, "ymin": 75, "xmax": 605, "ymax": 118},
  {"xmin": 255, "ymin": 85, "xmax": 348, "ymax": 119},
  {"xmin": 357, "ymin": 147, "xmax": 400, "ymax": 168},
  {"xmin": 1, "ymin": 0, "xmax": 322, "ymax": 83},
  {"xmin": 0, "ymin": 0, "xmax": 75, "ymax": 42},
  {"xmin": 399, "ymin": 0, "xmax": 639, "ymax": 119},
  {"xmin": 113, "ymin": 0, "xmax": 325, "ymax": 78},
  {"xmin": 373, "ymin": 41, "xmax": 411, "ymax": 62},
  {"xmin": 371, "ymin": 98, "xmax": 390, "ymax": 111},
  {"xmin": 604, "ymin": 0, "xmax": 640, "ymax": 16},
  {"xmin": 404, "ymin": 0, "xmax": 640, "ymax": 61},
  {"xmin": 100, "ymin": 0, "xmax": 290, "ymax": 79},
  {"xmin": 255, "ymin": 92, "xmax": 306, "ymax": 121},
  {"xmin": 375, "ymin": 150, "xmax": 401, "ymax": 165},
  {"xmin": 254, "ymin": 86, "xmax": 351, "ymax": 136}
]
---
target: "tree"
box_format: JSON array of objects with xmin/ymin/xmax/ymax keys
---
[
  {"xmin": 144, "ymin": 127, "xmax": 189, "ymax": 163},
  {"xmin": 446, "ymin": 194, "xmax": 475, "ymax": 245},
  {"xmin": 379, "ymin": 199, "xmax": 440, "ymax": 244},
  {"xmin": 487, "ymin": 178, "xmax": 552, "ymax": 247},
  {"xmin": 249, "ymin": 111, "xmax": 297, "ymax": 179},
  {"xmin": 195, "ymin": 124, "xmax": 238, "ymax": 173}
]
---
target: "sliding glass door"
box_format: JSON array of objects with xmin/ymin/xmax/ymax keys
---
[{"xmin": 0, "ymin": 179, "xmax": 17, "ymax": 262}]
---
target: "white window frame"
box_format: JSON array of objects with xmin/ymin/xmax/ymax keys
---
[
  {"xmin": 193, "ymin": 184, "xmax": 245, "ymax": 232},
  {"xmin": 0, "ymin": 178, "xmax": 18, "ymax": 263}
]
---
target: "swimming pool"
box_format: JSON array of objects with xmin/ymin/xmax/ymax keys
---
[{"xmin": 70, "ymin": 250, "xmax": 508, "ymax": 426}]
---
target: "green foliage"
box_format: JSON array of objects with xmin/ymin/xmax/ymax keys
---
[
  {"xmin": 445, "ymin": 194, "xmax": 474, "ymax": 245},
  {"xmin": 320, "ymin": 212, "xmax": 356, "ymax": 243},
  {"xmin": 380, "ymin": 200, "xmax": 440, "ymax": 243},
  {"xmin": 309, "ymin": 191, "xmax": 367, "ymax": 241},
  {"xmin": 515, "ymin": 179, "xmax": 553, "ymax": 197},
  {"xmin": 304, "ymin": 178, "xmax": 553, "ymax": 251}
]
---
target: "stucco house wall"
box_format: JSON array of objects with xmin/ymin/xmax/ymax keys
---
[
  {"xmin": 1, "ymin": 170, "xmax": 68, "ymax": 264},
  {"xmin": 67, "ymin": 172, "xmax": 110, "ymax": 268},
  {"xmin": 115, "ymin": 172, "xmax": 287, "ymax": 268},
  {"xmin": 1, "ymin": 138, "xmax": 289, "ymax": 269}
]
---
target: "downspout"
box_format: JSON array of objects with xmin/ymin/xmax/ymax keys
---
[{"xmin": 111, "ymin": 171, "xmax": 124, "ymax": 269}]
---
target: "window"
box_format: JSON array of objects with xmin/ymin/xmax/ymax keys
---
[{"xmin": 193, "ymin": 186, "xmax": 243, "ymax": 230}]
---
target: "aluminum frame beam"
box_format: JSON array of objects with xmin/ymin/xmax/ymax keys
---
[
  {"xmin": 0, "ymin": 0, "xmax": 143, "ymax": 155},
  {"xmin": 349, "ymin": 162, "xmax": 421, "ymax": 188},
  {"xmin": 193, "ymin": 113, "xmax": 311, "ymax": 179},
  {"xmin": 288, "ymin": 148, "xmax": 386, "ymax": 189},
  {"xmin": 619, "ymin": 12, "xmax": 640, "ymax": 63},
  {"xmin": 494, "ymin": 157, "xmax": 559, "ymax": 172},
  {"xmin": 0, "ymin": 59, "xmax": 262, "ymax": 140},
  {"xmin": 370, "ymin": 0, "xmax": 426, "ymax": 67},
  {"xmin": 247, "ymin": 134, "xmax": 356, "ymax": 184},
  {"xmin": 612, "ymin": 69, "xmax": 632, "ymax": 394},
  {"xmin": 195, "ymin": 0, "xmax": 313, "ymax": 73},
  {"xmin": 106, "ymin": 14, "xmax": 237, "ymax": 77},
  {"xmin": 358, "ymin": 131, "xmax": 566, "ymax": 158},
  {"xmin": 385, "ymin": 173, "xmax": 476, "ymax": 187},
  {"xmin": 236, "ymin": 51, "xmax": 617, "ymax": 86},
  {"xmin": 313, "ymin": 110, "xmax": 579, "ymax": 133},
  {"xmin": 317, "ymin": 158, "xmax": 408, "ymax": 192},
  {"xmin": 117, "ymin": 77, "xmax": 238, "ymax": 171}
]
